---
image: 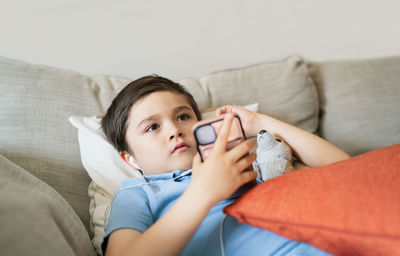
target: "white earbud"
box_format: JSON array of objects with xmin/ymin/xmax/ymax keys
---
[{"xmin": 129, "ymin": 156, "xmax": 141, "ymax": 170}]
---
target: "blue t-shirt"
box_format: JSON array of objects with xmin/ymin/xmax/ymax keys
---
[{"xmin": 102, "ymin": 170, "xmax": 330, "ymax": 256}]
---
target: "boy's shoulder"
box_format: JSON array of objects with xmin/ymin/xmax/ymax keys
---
[{"xmin": 113, "ymin": 177, "xmax": 149, "ymax": 202}]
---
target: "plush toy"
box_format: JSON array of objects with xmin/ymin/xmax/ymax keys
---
[{"xmin": 252, "ymin": 130, "xmax": 295, "ymax": 181}]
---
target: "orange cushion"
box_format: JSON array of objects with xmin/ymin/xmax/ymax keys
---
[{"xmin": 224, "ymin": 144, "xmax": 400, "ymax": 256}]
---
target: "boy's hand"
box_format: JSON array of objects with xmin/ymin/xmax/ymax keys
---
[
  {"xmin": 216, "ymin": 105, "xmax": 260, "ymax": 138},
  {"xmin": 191, "ymin": 113, "xmax": 257, "ymax": 205}
]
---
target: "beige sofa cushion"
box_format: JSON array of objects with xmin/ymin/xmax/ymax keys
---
[
  {"xmin": 199, "ymin": 56, "xmax": 319, "ymax": 133},
  {"xmin": 0, "ymin": 57, "xmax": 138, "ymax": 234},
  {"xmin": 0, "ymin": 56, "xmax": 99, "ymax": 233},
  {"xmin": 0, "ymin": 154, "xmax": 95, "ymax": 256},
  {"xmin": 309, "ymin": 56, "xmax": 400, "ymax": 156}
]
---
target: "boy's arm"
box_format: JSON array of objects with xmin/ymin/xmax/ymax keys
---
[
  {"xmin": 253, "ymin": 114, "xmax": 350, "ymax": 167},
  {"xmin": 106, "ymin": 114, "xmax": 257, "ymax": 256},
  {"xmin": 106, "ymin": 184, "xmax": 215, "ymax": 256},
  {"xmin": 217, "ymin": 106, "xmax": 350, "ymax": 168}
]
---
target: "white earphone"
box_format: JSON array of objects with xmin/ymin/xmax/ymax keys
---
[{"xmin": 129, "ymin": 156, "xmax": 141, "ymax": 170}]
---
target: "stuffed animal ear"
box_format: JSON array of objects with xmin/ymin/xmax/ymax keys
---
[{"xmin": 276, "ymin": 136, "xmax": 293, "ymax": 152}]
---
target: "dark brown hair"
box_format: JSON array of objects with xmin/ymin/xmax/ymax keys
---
[{"xmin": 102, "ymin": 75, "xmax": 202, "ymax": 153}]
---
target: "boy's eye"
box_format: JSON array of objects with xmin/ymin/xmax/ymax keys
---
[
  {"xmin": 146, "ymin": 124, "xmax": 159, "ymax": 132},
  {"xmin": 177, "ymin": 113, "xmax": 190, "ymax": 121}
]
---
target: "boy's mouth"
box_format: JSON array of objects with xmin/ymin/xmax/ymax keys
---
[{"xmin": 172, "ymin": 142, "xmax": 189, "ymax": 153}]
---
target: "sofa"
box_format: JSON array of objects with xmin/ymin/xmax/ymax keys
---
[{"xmin": 1, "ymin": 55, "xmax": 399, "ymax": 256}]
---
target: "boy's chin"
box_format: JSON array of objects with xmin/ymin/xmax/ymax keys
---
[
  {"xmin": 170, "ymin": 160, "xmax": 192, "ymax": 172},
  {"xmin": 171, "ymin": 152, "xmax": 195, "ymax": 171},
  {"xmin": 174, "ymin": 163, "xmax": 192, "ymax": 171}
]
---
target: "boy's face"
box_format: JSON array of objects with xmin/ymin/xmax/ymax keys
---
[{"xmin": 125, "ymin": 91, "xmax": 198, "ymax": 175}]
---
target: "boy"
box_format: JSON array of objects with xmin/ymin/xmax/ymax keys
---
[{"xmin": 101, "ymin": 75, "xmax": 349, "ymax": 255}]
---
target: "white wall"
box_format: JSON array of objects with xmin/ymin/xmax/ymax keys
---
[{"xmin": 1, "ymin": 0, "xmax": 399, "ymax": 80}]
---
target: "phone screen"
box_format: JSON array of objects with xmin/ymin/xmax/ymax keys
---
[{"xmin": 193, "ymin": 114, "xmax": 246, "ymax": 162}]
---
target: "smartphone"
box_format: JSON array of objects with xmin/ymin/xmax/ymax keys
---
[
  {"xmin": 193, "ymin": 114, "xmax": 256, "ymax": 198},
  {"xmin": 193, "ymin": 114, "xmax": 246, "ymax": 162}
]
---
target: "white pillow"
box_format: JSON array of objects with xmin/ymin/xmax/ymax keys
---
[
  {"xmin": 68, "ymin": 103, "xmax": 258, "ymax": 255},
  {"xmin": 69, "ymin": 116, "xmax": 142, "ymax": 196}
]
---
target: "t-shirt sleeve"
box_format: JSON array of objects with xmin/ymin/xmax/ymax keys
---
[{"xmin": 102, "ymin": 179, "xmax": 153, "ymax": 253}]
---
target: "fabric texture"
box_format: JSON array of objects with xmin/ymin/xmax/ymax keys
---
[
  {"xmin": 308, "ymin": 56, "xmax": 400, "ymax": 156},
  {"xmin": 0, "ymin": 154, "xmax": 95, "ymax": 256},
  {"xmin": 88, "ymin": 182, "xmax": 113, "ymax": 255},
  {"xmin": 103, "ymin": 170, "xmax": 330, "ymax": 256},
  {"xmin": 0, "ymin": 56, "xmax": 111, "ymax": 233},
  {"xmin": 224, "ymin": 144, "xmax": 400, "ymax": 256},
  {"xmin": 69, "ymin": 103, "xmax": 259, "ymax": 254}
]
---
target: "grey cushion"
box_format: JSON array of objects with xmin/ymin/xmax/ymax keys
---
[
  {"xmin": 198, "ymin": 56, "xmax": 319, "ymax": 133},
  {"xmin": 309, "ymin": 56, "xmax": 400, "ymax": 156},
  {"xmin": 0, "ymin": 56, "xmax": 103, "ymax": 233},
  {"xmin": 0, "ymin": 154, "xmax": 95, "ymax": 256}
]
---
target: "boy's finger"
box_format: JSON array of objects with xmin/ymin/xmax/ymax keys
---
[
  {"xmin": 227, "ymin": 139, "xmax": 256, "ymax": 161},
  {"xmin": 215, "ymin": 107, "xmax": 225, "ymax": 116},
  {"xmin": 216, "ymin": 105, "xmax": 232, "ymax": 116},
  {"xmin": 240, "ymin": 169, "xmax": 258, "ymax": 183},
  {"xmin": 235, "ymin": 152, "xmax": 257, "ymax": 173},
  {"xmin": 214, "ymin": 113, "xmax": 234, "ymax": 152}
]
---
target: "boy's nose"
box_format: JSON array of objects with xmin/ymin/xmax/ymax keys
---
[
  {"xmin": 167, "ymin": 121, "xmax": 184, "ymax": 140},
  {"xmin": 170, "ymin": 132, "xmax": 183, "ymax": 140}
]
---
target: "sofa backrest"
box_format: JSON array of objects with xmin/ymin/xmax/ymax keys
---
[{"xmin": 308, "ymin": 56, "xmax": 400, "ymax": 156}]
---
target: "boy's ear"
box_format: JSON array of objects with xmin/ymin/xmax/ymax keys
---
[
  {"xmin": 119, "ymin": 151, "xmax": 139, "ymax": 171},
  {"xmin": 119, "ymin": 151, "xmax": 130, "ymax": 164}
]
